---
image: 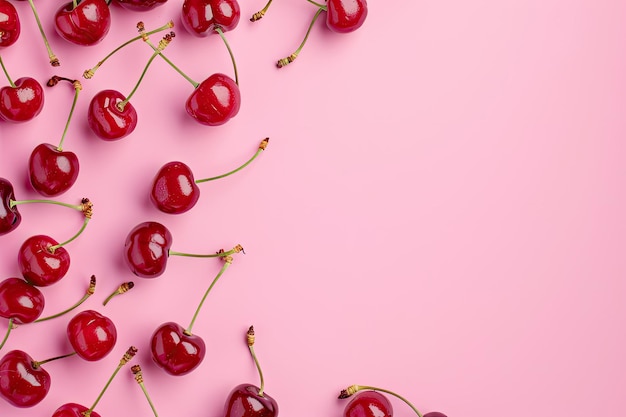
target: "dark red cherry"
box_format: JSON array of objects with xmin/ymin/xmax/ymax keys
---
[
  {"xmin": 185, "ymin": 73, "xmax": 240, "ymax": 126},
  {"xmin": 424, "ymin": 413, "xmax": 447, "ymax": 417},
  {"xmin": 52, "ymin": 402, "xmax": 99, "ymax": 417},
  {"xmin": 343, "ymin": 391, "xmax": 392, "ymax": 417},
  {"xmin": 0, "ymin": 0, "xmax": 20, "ymax": 47},
  {"xmin": 150, "ymin": 161, "xmax": 200, "ymax": 214},
  {"xmin": 54, "ymin": 0, "xmax": 112, "ymax": 46},
  {"xmin": 28, "ymin": 143, "xmax": 80, "ymax": 197},
  {"xmin": 18, "ymin": 235, "xmax": 70, "ymax": 287},
  {"xmin": 114, "ymin": 0, "xmax": 168, "ymax": 11},
  {"xmin": 181, "ymin": 0, "xmax": 241, "ymax": 36},
  {"xmin": 67, "ymin": 310, "xmax": 117, "ymax": 361},
  {"xmin": 0, "ymin": 177, "xmax": 21, "ymax": 236},
  {"xmin": 124, "ymin": 221, "xmax": 172, "ymax": 278},
  {"xmin": 87, "ymin": 89, "xmax": 138, "ymax": 141},
  {"xmin": 326, "ymin": 0, "xmax": 368, "ymax": 33},
  {"xmin": 0, "ymin": 350, "xmax": 51, "ymax": 408},
  {"xmin": 150, "ymin": 321, "xmax": 205, "ymax": 375},
  {"xmin": 0, "ymin": 277, "xmax": 45, "ymax": 324},
  {"xmin": 224, "ymin": 384, "xmax": 279, "ymax": 417},
  {"xmin": 0, "ymin": 77, "xmax": 44, "ymax": 122}
]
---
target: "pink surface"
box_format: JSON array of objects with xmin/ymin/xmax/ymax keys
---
[{"xmin": 1, "ymin": 0, "xmax": 625, "ymax": 416}]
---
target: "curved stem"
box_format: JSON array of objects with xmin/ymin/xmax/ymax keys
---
[
  {"xmin": 33, "ymin": 351, "xmax": 77, "ymax": 367},
  {"xmin": 247, "ymin": 326, "xmax": 266, "ymax": 396},
  {"xmin": 277, "ymin": 7, "xmax": 324, "ymax": 68},
  {"xmin": 306, "ymin": 0, "xmax": 327, "ymax": 8},
  {"xmin": 144, "ymin": 39, "xmax": 198, "ymax": 88},
  {"xmin": 184, "ymin": 258, "xmax": 232, "ymax": 335},
  {"xmin": 196, "ymin": 138, "xmax": 268, "ymax": 183},
  {"xmin": 49, "ymin": 217, "xmax": 90, "ymax": 252},
  {"xmin": 34, "ymin": 275, "xmax": 96, "ymax": 322},
  {"xmin": 0, "ymin": 318, "xmax": 13, "ymax": 351},
  {"xmin": 340, "ymin": 385, "xmax": 424, "ymax": 417},
  {"xmin": 52, "ymin": 78, "xmax": 82, "ymax": 151},
  {"xmin": 214, "ymin": 27, "xmax": 239, "ymax": 86},
  {"xmin": 10, "ymin": 198, "xmax": 84, "ymax": 211},
  {"xmin": 250, "ymin": 0, "xmax": 273, "ymax": 21},
  {"xmin": 102, "ymin": 282, "xmax": 134, "ymax": 306},
  {"xmin": 86, "ymin": 347, "xmax": 137, "ymax": 416},
  {"xmin": 117, "ymin": 52, "xmax": 160, "ymax": 111},
  {"xmin": 0, "ymin": 55, "xmax": 15, "ymax": 87},
  {"xmin": 169, "ymin": 244, "xmax": 243, "ymax": 259},
  {"xmin": 26, "ymin": 0, "xmax": 59, "ymax": 66}
]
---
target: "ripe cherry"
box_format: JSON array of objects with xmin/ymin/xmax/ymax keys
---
[
  {"xmin": 326, "ymin": 0, "xmax": 368, "ymax": 33},
  {"xmin": 0, "ymin": 277, "xmax": 45, "ymax": 325},
  {"xmin": 54, "ymin": 0, "xmax": 111, "ymax": 46},
  {"xmin": 150, "ymin": 138, "xmax": 268, "ymax": 214},
  {"xmin": 66, "ymin": 310, "xmax": 117, "ymax": 361},
  {"xmin": 181, "ymin": 0, "xmax": 241, "ymax": 37},
  {"xmin": 114, "ymin": 0, "xmax": 168, "ymax": 12},
  {"xmin": 0, "ymin": 0, "xmax": 20, "ymax": 47},
  {"xmin": 0, "ymin": 350, "xmax": 51, "ymax": 407},
  {"xmin": 338, "ymin": 385, "xmax": 447, "ymax": 417},
  {"xmin": 186, "ymin": 73, "xmax": 240, "ymax": 126},
  {"xmin": 0, "ymin": 55, "xmax": 44, "ymax": 122}
]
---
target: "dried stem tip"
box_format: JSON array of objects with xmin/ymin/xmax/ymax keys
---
[
  {"xmin": 120, "ymin": 346, "xmax": 138, "ymax": 365},
  {"xmin": 81, "ymin": 198, "xmax": 93, "ymax": 218},
  {"xmin": 131, "ymin": 364, "xmax": 144, "ymax": 383},
  {"xmin": 259, "ymin": 138, "xmax": 269, "ymax": 150},
  {"xmin": 338, "ymin": 385, "xmax": 359, "ymax": 399},
  {"xmin": 247, "ymin": 325, "xmax": 255, "ymax": 346},
  {"xmin": 88, "ymin": 275, "xmax": 97, "ymax": 295}
]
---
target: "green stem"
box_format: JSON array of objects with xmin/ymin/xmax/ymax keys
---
[
  {"xmin": 184, "ymin": 259, "xmax": 232, "ymax": 335},
  {"xmin": 73, "ymin": 0, "xmax": 78, "ymax": 8},
  {"xmin": 49, "ymin": 217, "xmax": 90, "ymax": 252},
  {"xmin": 145, "ymin": 39, "xmax": 198, "ymax": 88},
  {"xmin": 33, "ymin": 351, "xmax": 77, "ymax": 367},
  {"xmin": 214, "ymin": 27, "xmax": 239, "ymax": 86},
  {"xmin": 102, "ymin": 282, "xmax": 134, "ymax": 306},
  {"xmin": 250, "ymin": 0, "xmax": 273, "ymax": 21},
  {"xmin": 169, "ymin": 244, "xmax": 243, "ymax": 259},
  {"xmin": 249, "ymin": 343, "xmax": 265, "ymax": 395},
  {"xmin": 0, "ymin": 55, "xmax": 15, "ymax": 87},
  {"xmin": 10, "ymin": 199, "xmax": 84, "ymax": 211},
  {"xmin": 26, "ymin": 0, "xmax": 59, "ymax": 66},
  {"xmin": 35, "ymin": 275, "xmax": 96, "ymax": 323},
  {"xmin": 54, "ymin": 78, "xmax": 81, "ymax": 151},
  {"xmin": 345, "ymin": 386, "xmax": 424, "ymax": 417},
  {"xmin": 86, "ymin": 347, "xmax": 137, "ymax": 416},
  {"xmin": 277, "ymin": 7, "xmax": 325, "ymax": 68},
  {"xmin": 117, "ymin": 52, "xmax": 160, "ymax": 111},
  {"xmin": 195, "ymin": 139, "xmax": 268, "ymax": 183},
  {"xmin": 0, "ymin": 318, "xmax": 13, "ymax": 351},
  {"xmin": 132, "ymin": 366, "xmax": 159, "ymax": 417},
  {"xmin": 306, "ymin": 0, "xmax": 327, "ymax": 8}
]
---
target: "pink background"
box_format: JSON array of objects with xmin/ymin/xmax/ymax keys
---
[{"xmin": 1, "ymin": 0, "xmax": 625, "ymax": 416}]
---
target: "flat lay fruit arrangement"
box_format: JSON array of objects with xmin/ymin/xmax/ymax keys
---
[{"xmin": 1, "ymin": 1, "xmax": 624, "ymax": 416}]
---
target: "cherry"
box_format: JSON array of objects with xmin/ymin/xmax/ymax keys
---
[
  {"xmin": 0, "ymin": 55, "xmax": 44, "ymax": 122},
  {"xmin": 0, "ymin": 0, "xmax": 20, "ymax": 47},
  {"xmin": 0, "ymin": 177, "xmax": 21, "ymax": 235},
  {"xmin": 181, "ymin": 0, "xmax": 241, "ymax": 37},
  {"xmin": 326, "ymin": 0, "xmax": 368, "ymax": 33},
  {"xmin": 114, "ymin": 0, "xmax": 168, "ymax": 12},
  {"xmin": 0, "ymin": 350, "xmax": 51, "ymax": 407},
  {"xmin": 0, "ymin": 277, "xmax": 45, "ymax": 325},
  {"xmin": 66, "ymin": 309, "xmax": 117, "ymax": 361},
  {"xmin": 123, "ymin": 220, "xmax": 242, "ymax": 278},
  {"xmin": 150, "ymin": 138, "xmax": 268, "ymax": 214},
  {"xmin": 186, "ymin": 73, "xmax": 240, "ymax": 126},
  {"xmin": 338, "ymin": 385, "xmax": 447, "ymax": 417},
  {"xmin": 54, "ymin": 0, "xmax": 111, "ymax": 46},
  {"xmin": 151, "ymin": 255, "xmax": 234, "ymax": 375},
  {"xmin": 224, "ymin": 326, "xmax": 278, "ymax": 417}
]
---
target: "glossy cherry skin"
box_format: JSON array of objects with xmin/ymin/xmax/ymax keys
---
[
  {"xmin": 150, "ymin": 322, "xmax": 205, "ymax": 375},
  {"xmin": 54, "ymin": 0, "xmax": 112, "ymax": 46},
  {"xmin": 343, "ymin": 391, "xmax": 392, "ymax": 417},
  {"xmin": 18, "ymin": 235, "xmax": 70, "ymax": 287},
  {"xmin": 0, "ymin": 77, "xmax": 44, "ymax": 122},
  {"xmin": 0, "ymin": 277, "xmax": 45, "ymax": 324},
  {"xmin": 150, "ymin": 161, "xmax": 200, "ymax": 214},
  {"xmin": 114, "ymin": 0, "xmax": 167, "ymax": 11},
  {"xmin": 224, "ymin": 383, "xmax": 279, "ymax": 417},
  {"xmin": 52, "ymin": 402, "xmax": 100, "ymax": 417},
  {"xmin": 28, "ymin": 143, "xmax": 80, "ymax": 197},
  {"xmin": 0, "ymin": 350, "xmax": 51, "ymax": 408},
  {"xmin": 0, "ymin": 178, "xmax": 20, "ymax": 236},
  {"xmin": 0, "ymin": 0, "xmax": 20, "ymax": 47},
  {"xmin": 186, "ymin": 73, "xmax": 240, "ymax": 126},
  {"xmin": 423, "ymin": 413, "xmax": 447, "ymax": 417},
  {"xmin": 326, "ymin": 0, "xmax": 368, "ymax": 33},
  {"xmin": 67, "ymin": 310, "xmax": 117, "ymax": 361},
  {"xmin": 124, "ymin": 221, "xmax": 172, "ymax": 278},
  {"xmin": 87, "ymin": 89, "xmax": 138, "ymax": 140},
  {"xmin": 181, "ymin": 0, "xmax": 241, "ymax": 37}
]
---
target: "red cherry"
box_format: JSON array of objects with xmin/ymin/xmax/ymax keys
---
[
  {"xmin": 186, "ymin": 73, "xmax": 240, "ymax": 126},
  {"xmin": 150, "ymin": 321, "xmax": 206, "ymax": 375},
  {"xmin": 0, "ymin": 350, "xmax": 51, "ymax": 408},
  {"xmin": 150, "ymin": 161, "xmax": 200, "ymax": 214},
  {"xmin": 87, "ymin": 89, "xmax": 138, "ymax": 140},
  {"xmin": 326, "ymin": 0, "xmax": 368, "ymax": 33},
  {"xmin": 0, "ymin": 177, "xmax": 21, "ymax": 236},
  {"xmin": 224, "ymin": 384, "xmax": 278, "ymax": 417},
  {"xmin": 424, "ymin": 413, "xmax": 447, "ymax": 417},
  {"xmin": 54, "ymin": 0, "xmax": 112, "ymax": 46},
  {"xmin": 114, "ymin": 0, "xmax": 168, "ymax": 11},
  {"xmin": 0, "ymin": 0, "xmax": 20, "ymax": 47},
  {"xmin": 18, "ymin": 234, "xmax": 70, "ymax": 287},
  {"xmin": 52, "ymin": 403, "xmax": 98, "ymax": 417},
  {"xmin": 28, "ymin": 143, "xmax": 80, "ymax": 197},
  {"xmin": 343, "ymin": 391, "xmax": 392, "ymax": 417},
  {"xmin": 0, "ymin": 277, "xmax": 45, "ymax": 324},
  {"xmin": 66, "ymin": 310, "xmax": 117, "ymax": 361},
  {"xmin": 124, "ymin": 221, "xmax": 172, "ymax": 278},
  {"xmin": 0, "ymin": 77, "xmax": 44, "ymax": 122},
  {"xmin": 181, "ymin": 0, "xmax": 241, "ymax": 36}
]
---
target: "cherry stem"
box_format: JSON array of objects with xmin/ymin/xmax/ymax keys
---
[
  {"xmin": 10, "ymin": 198, "xmax": 86, "ymax": 212},
  {"xmin": 169, "ymin": 244, "xmax": 243, "ymax": 259},
  {"xmin": 32, "ymin": 351, "xmax": 77, "ymax": 368},
  {"xmin": 72, "ymin": 0, "xmax": 78, "ymax": 9},
  {"xmin": 247, "ymin": 326, "xmax": 266, "ymax": 396},
  {"xmin": 184, "ymin": 256, "xmax": 232, "ymax": 335},
  {"xmin": 214, "ymin": 27, "xmax": 239, "ymax": 86},
  {"xmin": 339, "ymin": 385, "xmax": 424, "ymax": 417},
  {"xmin": 34, "ymin": 275, "xmax": 96, "ymax": 323},
  {"xmin": 117, "ymin": 51, "xmax": 161, "ymax": 111},
  {"xmin": 26, "ymin": 0, "xmax": 59, "ymax": 66},
  {"xmin": 132, "ymin": 365, "xmax": 159, "ymax": 417},
  {"xmin": 250, "ymin": 0, "xmax": 273, "ymax": 21},
  {"xmin": 102, "ymin": 281, "xmax": 134, "ymax": 306},
  {"xmin": 47, "ymin": 76, "xmax": 82, "ymax": 151},
  {"xmin": 49, "ymin": 216, "xmax": 90, "ymax": 253},
  {"xmin": 0, "ymin": 55, "xmax": 15, "ymax": 87},
  {"xmin": 86, "ymin": 347, "xmax": 138, "ymax": 416},
  {"xmin": 0, "ymin": 318, "xmax": 13, "ymax": 351},
  {"xmin": 144, "ymin": 36, "xmax": 198, "ymax": 88},
  {"xmin": 83, "ymin": 21, "xmax": 174, "ymax": 79},
  {"xmin": 306, "ymin": 0, "xmax": 327, "ymax": 8},
  {"xmin": 277, "ymin": 6, "xmax": 324, "ymax": 68},
  {"xmin": 196, "ymin": 138, "xmax": 268, "ymax": 183}
]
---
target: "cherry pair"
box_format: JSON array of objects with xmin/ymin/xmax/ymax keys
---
[{"xmin": 339, "ymin": 385, "xmax": 447, "ymax": 417}]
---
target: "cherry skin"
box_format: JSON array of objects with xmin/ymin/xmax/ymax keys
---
[
  {"xmin": 150, "ymin": 321, "xmax": 205, "ymax": 375},
  {"xmin": 52, "ymin": 402, "xmax": 100, "ymax": 417},
  {"xmin": 67, "ymin": 310, "xmax": 117, "ymax": 361},
  {"xmin": 0, "ymin": 277, "xmax": 45, "ymax": 324},
  {"xmin": 54, "ymin": 0, "xmax": 112, "ymax": 46},
  {"xmin": 0, "ymin": 177, "xmax": 21, "ymax": 236},
  {"xmin": 0, "ymin": 0, "xmax": 20, "ymax": 47},
  {"xmin": 424, "ymin": 413, "xmax": 447, "ymax": 417},
  {"xmin": 326, "ymin": 0, "xmax": 368, "ymax": 33},
  {"xmin": 181, "ymin": 0, "xmax": 241, "ymax": 37},
  {"xmin": 186, "ymin": 73, "xmax": 240, "ymax": 126},
  {"xmin": 150, "ymin": 161, "xmax": 200, "ymax": 214},
  {"xmin": 0, "ymin": 350, "xmax": 51, "ymax": 408},
  {"xmin": 224, "ymin": 384, "xmax": 279, "ymax": 417},
  {"xmin": 124, "ymin": 221, "xmax": 172, "ymax": 278},
  {"xmin": 0, "ymin": 77, "xmax": 44, "ymax": 122},
  {"xmin": 28, "ymin": 143, "xmax": 80, "ymax": 197},
  {"xmin": 18, "ymin": 235, "xmax": 70, "ymax": 287},
  {"xmin": 114, "ymin": 0, "xmax": 168, "ymax": 11},
  {"xmin": 87, "ymin": 89, "xmax": 138, "ymax": 141},
  {"xmin": 343, "ymin": 391, "xmax": 392, "ymax": 417}
]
